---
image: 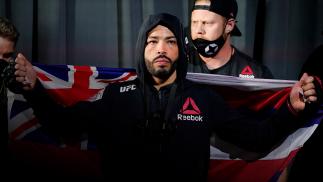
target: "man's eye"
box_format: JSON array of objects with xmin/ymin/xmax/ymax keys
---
[
  {"xmin": 168, "ymin": 40, "xmax": 177, "ymax": 45},
  {"xmin": 147, "ymin": 40, "xmax": 157, "ymax": 45}
]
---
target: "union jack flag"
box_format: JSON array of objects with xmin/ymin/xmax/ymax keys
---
[
  {"xmin": 8, "ymin": 64, "xmax": 136, "ymax": 142},
  {"xmin": 7, "ymin": 65, "xmax": 322, "ymax": 181}
]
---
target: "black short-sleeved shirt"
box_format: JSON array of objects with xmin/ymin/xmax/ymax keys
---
[{"xmin": 187, "ymin": 46, "xmax": 274, "ymax": 79}]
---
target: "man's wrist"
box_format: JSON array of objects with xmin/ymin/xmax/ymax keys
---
[{"xmin": 287, "ymin": 98, "xmax": 299, "ymax": 116}]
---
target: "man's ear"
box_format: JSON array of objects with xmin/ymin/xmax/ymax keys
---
[{"xmin": 225, "ymin": 18, "xmax": 235, "ymax": 34}]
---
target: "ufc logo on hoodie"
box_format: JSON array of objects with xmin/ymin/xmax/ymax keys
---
[{"xmin": 120, "ymin": 84, "xmax": 136, "ymax": 93}]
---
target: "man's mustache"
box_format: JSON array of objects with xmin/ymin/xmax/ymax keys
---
[{"xmin": 153, "ymin": 55, "xmax": 171, "ymax": 62}]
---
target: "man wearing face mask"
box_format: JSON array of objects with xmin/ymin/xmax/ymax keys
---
[
  {"xmin": 185, "ymin": 1, "xmax": 287, "ymax": 181},
  {"xmin": 186, "ymin": 0, "xmax": 273, "ymax": 79}
]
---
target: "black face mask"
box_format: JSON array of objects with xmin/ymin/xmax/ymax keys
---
[{"xmin": 192, "ymin": 36, "xmax": 225, "ymax": 58}]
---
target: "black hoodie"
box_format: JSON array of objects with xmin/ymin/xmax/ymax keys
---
[{"xmin": 23, "ymin": 13, "xmax": 312, "ymax": 182}]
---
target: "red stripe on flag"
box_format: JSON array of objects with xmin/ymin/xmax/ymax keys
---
[
  {"xmin": 73, "ymin": 65, "xmax": 92, "ymax": 90},
  {"xmin": 10, "ymin": 117, "xmax": 39, "ymax": 140},
  {"xmin": 251, "ymin": 87, "xmax": 291, "ymax": 110},
  {"xmin": 44, "ymin": 66, "xmax": 101, "ymax": 106},
  {"xmin": 37, "ymin": 72, "xmax": 52, "ymax": 81},
  {"xmin": 98, "ymin": 72, "xmax": 137, "ymax": 83},
  {"xmin": 210, "ymin": 86, "xmax": 291, "ymax": 111},
  {"xmin": 208, "ymin": 149, "xmax": 299, "ymax": 182},
  {"xmin": 118, "ymin": 72, "xmax": 137, "ymax": 82}
]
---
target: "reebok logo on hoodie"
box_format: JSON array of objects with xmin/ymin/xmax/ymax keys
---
[{"xmin": 177, "ymin": 97, "xmax": 203, "ymax": 122}]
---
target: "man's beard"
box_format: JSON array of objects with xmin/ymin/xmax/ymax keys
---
[{"xmin": 145, "ymin": 56, "xmax": 177, "ymax": 80}]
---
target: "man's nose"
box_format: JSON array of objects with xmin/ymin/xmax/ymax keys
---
[
  {"xmin": 157, "ymin": 42, "xmax": 167, "ymax": 55},
  {"xmin": 195, "ymin": 23, "xmax": 204, "ymax": 35}
]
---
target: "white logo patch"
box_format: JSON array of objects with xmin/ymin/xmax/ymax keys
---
[{"xmin": 120, "ymin": 84, "xmax": 136, "ymax": 93}]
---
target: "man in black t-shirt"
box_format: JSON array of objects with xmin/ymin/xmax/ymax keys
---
[{"xmin": 186, "ymin": 0, "xmax": 273, "ymax": 79}]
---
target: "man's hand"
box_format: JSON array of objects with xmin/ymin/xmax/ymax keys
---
[
  {"xmin": 14, "ymin": 53, "xmax": 37, "ymax": 90},
  {"xmin": 290, "ymin": 73, "xmax": 318, "ymax": 112}
]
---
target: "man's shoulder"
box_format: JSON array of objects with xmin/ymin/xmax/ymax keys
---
[
  {"xmin": 232, "ymin": 48, "xmax": 274, "ymax": 78},
  {"xmin": 233, "ymin": 48, "xmax": 257, "ymax": 64},
  {"xmin": 233, "ymin": 48, "xmax": 264, "ymax": 67}
]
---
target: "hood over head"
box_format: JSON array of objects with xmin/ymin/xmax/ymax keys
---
[{"xmin": 135, "ymin": 13, "xmax": 187, "ymax": 86}]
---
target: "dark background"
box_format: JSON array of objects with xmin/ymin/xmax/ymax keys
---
[{"xmin": 1, "ymin": 0, "xmax": 322, "ymax": 80}]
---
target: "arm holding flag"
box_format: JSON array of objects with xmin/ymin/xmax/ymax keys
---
[
  {"xmin": 289, "ymin": 72, "xmax": 319, "ymax": 112},
  {"xmin": 207, "ymin": 79, "xmax": 320, "ymax": 161},
  {"xmin": 13, "ymin": 53, "xmax": 114, "ymax": 142},
  {"xmin": 14, "ymin": 53, "xmax": 36, "ymax": 91}
]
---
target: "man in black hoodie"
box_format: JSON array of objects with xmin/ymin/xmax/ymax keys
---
[{"xmin": 12, "ymin": 13, "xmax": 320, "ymax": 182}]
